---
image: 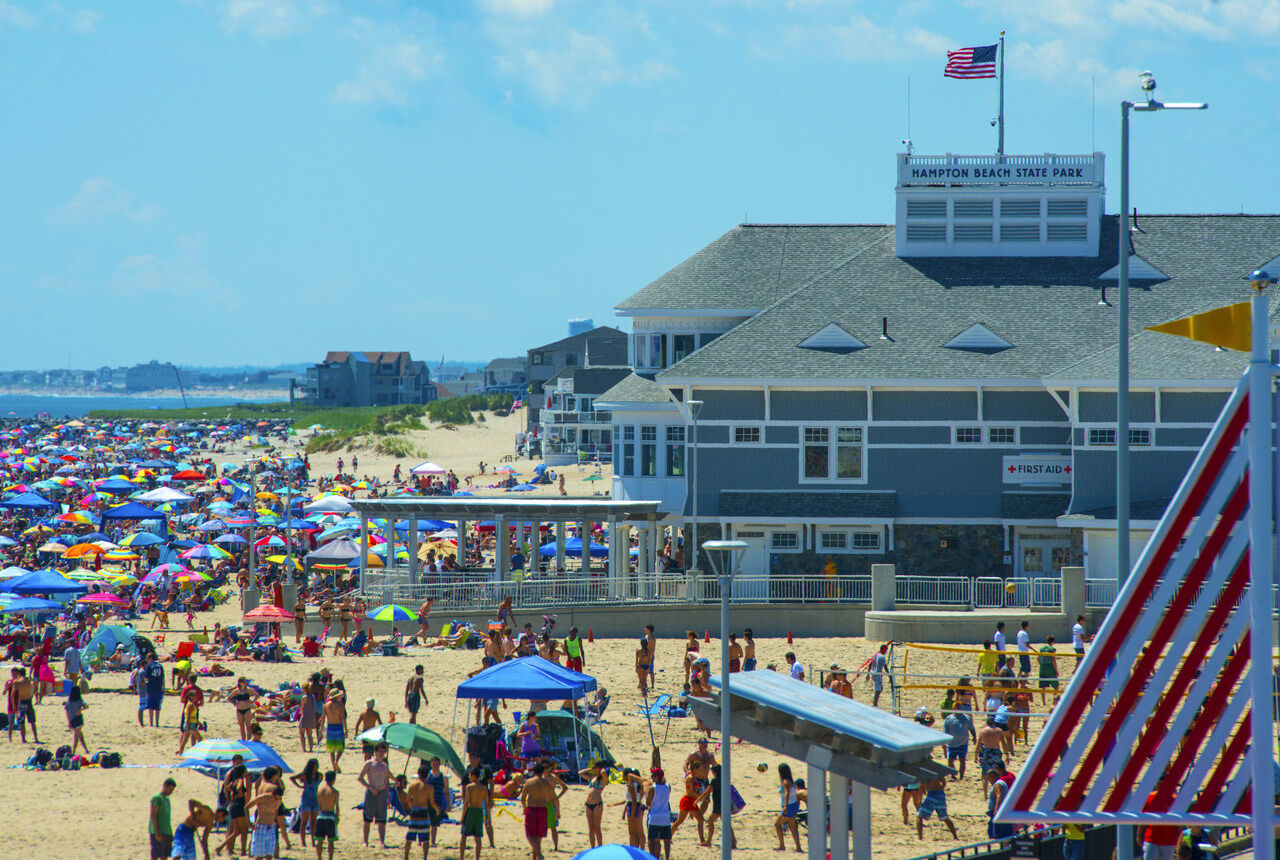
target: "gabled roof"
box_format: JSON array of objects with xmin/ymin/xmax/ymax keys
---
[
  {"xmin": 322, "ymin": 351, "xmax": 415, "ymax": 373},
  {"xmin": 530, "ymin": 326, "xmax": 627, "ymax": 354},
  {"xmin": 485, "ymin": 357, "xmax": 527, "ymax": 371},
  {"xmin": 1097, "ymin": 254, "xmax": 1168, "ymax": 281},
  {"xmin": 596, "ymin": 373, "xmax": 674, "ymax": 406},
  {"xmin": 649, "ymin": 215, "xmax": 1280, "ymax": 383},
  {"xmin": 616, "ymin": 225, "xmax": 892, "ymax": 312},
  {"xmin": 541, "ymin": 366, "xmax": 633, "ymax": 396}
]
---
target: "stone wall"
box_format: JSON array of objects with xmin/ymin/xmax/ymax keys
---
[{"xmin": 761, "ymin": 523, "xmax": 1007, "ymax": 578}]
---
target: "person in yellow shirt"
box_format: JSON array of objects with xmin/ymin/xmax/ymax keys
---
[
  {"xmin": 977, "ymin": 640, "xmax": 999, "ymax": 697},
  {"xmin": 1062, "ymin": 822, "xmax": 1086, "ymax": 860}
]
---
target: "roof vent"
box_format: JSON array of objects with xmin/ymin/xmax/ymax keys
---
[
  {"xmin": 943, "ymin": 323, "xmax": 1013, "ymax": 352},
  {"xmin": 1249, "ymin": 254, "xmax": 1280, "ymax": 280},
  {"xmin": 798, "ymin": 323, "xmax": 867, "ymax": 353},
  {"xmin": 1098, "ymin": 254, "xmax": 1168, "ymax": 281}
]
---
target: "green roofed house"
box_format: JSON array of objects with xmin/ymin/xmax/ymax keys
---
[{"xmin": 597, "ymin": 151, "xmax": 1280, "ymax": 586}]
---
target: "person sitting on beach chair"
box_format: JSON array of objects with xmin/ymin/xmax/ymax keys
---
[{"xmin": 425, "ymin": 628, "xmax": 470, "ymax": 650}]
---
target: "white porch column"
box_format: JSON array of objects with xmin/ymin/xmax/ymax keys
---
[
  {"xmin": 457, "ymin": 519, "xmax": 468, "ymax": 566},
  {"xmin": 607, "ymin": 516, "xmax": 619, "ymax": 598},
  {"xmin": 638, "ymin": 525, "xmax": 650, "ymax": 598},
  {"xmin": 829, "ymin": 772, "xmax": 851, "ymax": 860},
  {"xmin": 495, "ymin": 517, "xmax": 508, "ymax": 580},
  {"xmin": 555, "ymin": 522, "xmax": 566, "ymax": 571},
  {"xmin": 358, "ymin": 515, "xmax": 368, "ymax": 595},
  {"xmin": 408, "ymin": 518, "xmax": 419, "ymax": 584},
  {"xmin": 580, "ymin": 519, "xmax": 590, "ymax": 572},
  {"xmin": 849, "ymin": 779, "xmax": 870, "ymax": 860},
  {"xmin": 807, "ymin": 764, "xmax": 828, "ymax": 860}
]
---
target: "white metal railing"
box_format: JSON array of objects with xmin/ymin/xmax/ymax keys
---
[
  {"xmin": 972, "ymin": 576, "xmax": 1032, "ymax": 608},
  {"xmin": 1085, "ymin": 578, "xmax": 1117, "ymax": 607},
  {"xmin": 895, "ymin": 576, "xmax": 970, "ymax": 605},
  {"xmin": 1031, "ymin": 577, "xmax": 1061, "ymax": 607}
]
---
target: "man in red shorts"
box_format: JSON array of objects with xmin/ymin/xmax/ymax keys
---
[{"xmin": 520, "ymin": 762, "xmax": 555, "ymax": 860}]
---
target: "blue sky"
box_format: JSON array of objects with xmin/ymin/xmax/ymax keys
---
[{"xmin": 3, "ymin": 0, "xmax": 1277, "ymax": 369}]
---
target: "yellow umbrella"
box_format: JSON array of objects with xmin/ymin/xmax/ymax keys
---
[
  {"xmin": 255, "ymin": 491, "xmax": 278, "ymax": 501},
  {"xmin": 64, "ymin": 543, "xmax": 107, "ymax": 559}
]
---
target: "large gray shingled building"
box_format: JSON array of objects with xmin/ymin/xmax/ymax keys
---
[{"xmin": 597, "ymin": 151, "xmax": 1279, "ymax": 587}]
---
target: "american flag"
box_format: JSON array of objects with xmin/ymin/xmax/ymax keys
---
[{"xmin": 945, "ymin": 44, "xmax": 997, "ymax": 79}]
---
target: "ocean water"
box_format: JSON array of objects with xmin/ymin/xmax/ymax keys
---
[{"xmin": 0, "ymin": 393, "xmax": 276, "ymax": 418}]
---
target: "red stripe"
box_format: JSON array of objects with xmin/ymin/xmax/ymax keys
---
[
  {"xmin": 1008, "ymin": 396, "xmax": 1247, "ymax": 812},
  {"xmin": 1105, "ymin": 602, "xmax": 1250, "ymax": 812},
  {"xmin": 1057, "ymin": 478, "xmax": 1249, "ymax": 811},
  {"xmin": 1100, "ymin": 499, "xmax": 1251, "ymax": 809},
  {"xmin": 1189, "ymin": 716, "xmax": 1251, "ymax": 813}
]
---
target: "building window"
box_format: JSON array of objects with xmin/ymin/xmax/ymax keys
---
[
  {"xmin": 1088, "ymin": 428, "xmax": 1117, "ymax": 446},
  {"xmin": 1130, "ymin": 428, "xmax": 1152, "ymax": 446},
  {"xmin": 530, "ymin": 353, "xmax": 544, "ymax": 365},
  {"xmin": 851, "ymin": 531, "xmax": 880, "ymax": 550},
  {"xmin": 633, "ymin": 335, "xmax": 647, "ymax": 368},
  {"xmin": 650, "ymin": 335, "xmax": 666, "ymax": 369},
  {"xmin": 665, "ymin": 426, "xmax": 685, "ymax": 477},
  {"xmin": 955, "ymin": 427, "xmax": 982, "ymax": 444},
  {"xmin": 565, "ymin": 354, "xmax": 577, "ymax": 366},
  {"xmin": 802, "ymin": 426, "xmax": 864, "ymax": 481},
  {"xmin": 672, "ymin": 334, "xmax": 696, "ymax": 364},
  {"xmin": 698, "ymin": 332, "xmax": 720, "ymax": 349},
  {"xmin": 770, "ymin": 531, "xmax": 800, "ymax": 551},
  {"xmin": 640, "ymin": 426, "xmax": 657, "ymax": 476},
  {"xmin": 820, "ymin": 531, "xmax": 847, "ymax": 550},
  {"xmin": 989, "ymin": 427, "xmax": 1017, "ymax": 444},
  {"xmin": 621, "ymin": 426, "xmax": 635, "ymax": 476},
  {"xmin": 733, "ymin": 426, "xmax": 761, "ymax": 445}
]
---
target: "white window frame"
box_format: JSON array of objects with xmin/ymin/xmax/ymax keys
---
[
  {"xmin": 732, "ymin": 425, "xmax": 763, "ymax": 445},
  {"xmin": 817, "ymin": 527, "xmax": 883, "ymax": 554},
  {"xmin": 954, "ymin": 426, "xmax": 982, "ymax": 444},
  {"xmin": 988, "ymin": 427, "xmax": 1017, "ymax": 445},
  {"xmin": 1087, "ymin": 427, "xmax": 1118, "ymax": 446},
  {"xmin": 799, "ymin": 424, "xmax": 867, "ymax": 484},
  {"xmin": 1129, "ymin": 427, "xmax": 1152, "ymax": 446},
  {"xmin": 769, "ymin": 530, "xmax": 801, "ymax": 553}
]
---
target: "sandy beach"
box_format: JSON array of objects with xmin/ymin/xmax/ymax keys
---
[{"xmin": 0, "ymin": 591, "xmax": 1061, "ymax": 860}]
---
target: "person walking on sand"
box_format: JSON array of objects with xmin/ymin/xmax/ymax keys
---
[
  {"xmin": 743, "ymin": 627, "xmax": 756, "ymax": 671},
  {"xmin": 775, "ymin": 762, "xmax": 802, "ymax": 852},
  {"xmin": 13, "ymin": 668, "xmax": 38, "ymax": 744},
  {"xmin": 64, "ymin": 684, "xmax": 90, "ymax": 755},
  {"xmin": 405, "ymin": 762, "xmax": 440, "ymax": 860},
  {"xmin": 358, "ymin": 741, "xmax": 391, "ymax": 848},
  {"xmin": 645, "ymin": 768, "xmax": 674, "ymax": 860},
  {"xmin": 563, "ymin": 627, "xmax": 585, "ymax": 673},
  {"xmin": 520, "ymin": 761, "xmax": 555, "ymax": 860},
  {"xmin": 324, "ymin": 687, "xmax": 347, "ymax": 773},
  {"xmin": 405, "ymin": 665, "xmax": 426, "ymax": 724},
  {"xmin": 149, "ymin": 777, "xmax": 176, "ymax": 860},
  {"xmin": 916, "ymin": 776, "xmax": 959, "ymax": 840},
  {"xmin": 417, "ymin": 598, "xmax": 434, "ymax": 641},
  {"xmin": 459, "ymin": 765, "xmax": 489, "ymax": 859},
  {"xmin": 314, "ymin": 770, "xmax": 339, "ymax": 860}
]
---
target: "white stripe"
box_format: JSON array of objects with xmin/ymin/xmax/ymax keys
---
[
  {"xmin": 1214, "ymin": 766, "xmax": 1251, "ymax": 817},
  {"xmin": 1172, "ymin": 665, "xmax": 1251, "ymax": 810}
]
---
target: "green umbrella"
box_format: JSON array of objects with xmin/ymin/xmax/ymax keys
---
[
  {"xmin": 583, "ymin": 474, "xmax": 604, "ymax": 482},
  {"xmin": 366, "ymin": 604, "xmax": 418, "ymax": 622},
  {"xmin": 356, "ymin": 723, "xmax": 464, "ymax": 777}
]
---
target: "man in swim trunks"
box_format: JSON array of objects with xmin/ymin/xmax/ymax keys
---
[
  {"xmin": 354, "ymin": 698, "xmax": 381, "ymax": 758},
  {"xmin": 169, "ymin": 798, "xmax": 216, "ymax": 860},
  {"xmin": 976, "ymin": 719, "xmax": 1005, "ymax": 800},
  {"xmin": 459, "ymin": 766, "xmax": 489, "ymax": 859},
  {"xmin": 405, "ymin": 665, "xmax": 425, "ymax": 724},
  {"xmin": 314, "ymin": 770, "xmax": 339, "ymax": 860},
  {"xmin": 520, "ymin": 762, "xmax": 555, "ymax": 860},
  {"xmin": 563, "ymin": 627, "xmax": 584, "ymax": 673},
  {"xmin": 728, "ymin": 633, "xmax": 742, "ymax": 672},
  {"xmin": 915, "ymin": 776, "xmax": 958, "ymax": 840},
  {"xmin": 685, "ymin": 738, "xmax": 715, "ymax": 816},
  {"xmin": 245, "ymin": 785, "xmax": 284, "ymax": 860},
  {"xmin": 358, "ymin": 741, "xmax": 391, "ymax": 848},
  {"xmin": 405, "ymin": 762, "xmax": 439, "ymax": 860},
  {"xmin": 323, "ymin": 688, "xmax": 347, "ymax": 773},
  {"xmin": 742, "ymin": 628, "xmax": 756, "ymax": 671}
]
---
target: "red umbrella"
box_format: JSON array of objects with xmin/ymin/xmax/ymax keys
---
[
  {"xmin": 244, "ymin": 604, "xmax": 294, "ymax": 621},
  {"xmin": 170, "ymin": 469, "xmax": 206, "ymax": 481}
]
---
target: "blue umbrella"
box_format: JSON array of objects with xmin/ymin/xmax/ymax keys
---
[
  {"xmin": 178, "ymin": 739, "xmax": 291, "ymax": 772},
  {"xmin": 571, "ymin": 847, "xmax": 658, "ymax": 860},
  {"xmin": 1, "ymin": 596, "xmax": 64, "ymax": 614},
  {"xmin": 214, "ymin": 534, "xmax": 248, "ymax": 545}
]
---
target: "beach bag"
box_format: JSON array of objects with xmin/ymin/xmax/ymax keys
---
[
  {"xmin": 60, "ymin": 755, "xmax": 80, "ymax": 771},
  {"xmin": 98, "ymin": 751, "xmax": 122, "ymax": 768},
  {"xmin": 730, "ymin": 786, "xmax": 746, "ymax": 814}
]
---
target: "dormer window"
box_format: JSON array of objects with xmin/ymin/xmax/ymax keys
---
[
  {"xmin": 798, "ymin": 323, "xmax": 866, "ymax": 353},
  {"xmin": 943, "ymin": 323, "xmax": 1013, "ymax": 352}
]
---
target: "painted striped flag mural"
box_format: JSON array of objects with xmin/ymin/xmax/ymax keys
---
[{"xmin": 945, "ymin": 44, "xmax": 997, "ymax": 79}]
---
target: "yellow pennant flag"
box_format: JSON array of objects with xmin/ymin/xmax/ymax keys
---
[{"xmin": 1146, "ymin": 301, "xmax": 1251, "ymax": 352}]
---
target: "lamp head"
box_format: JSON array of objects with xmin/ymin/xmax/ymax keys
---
[{"xmin": 1247, "ymin": 270, "xmax": 1277, "ymax": 293}]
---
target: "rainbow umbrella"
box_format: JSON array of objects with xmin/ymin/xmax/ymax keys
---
[
  {"xmin": 179, "ymin": 544, "xmax": 231, "ymax": 561},
  {"xmin": 366, "ymin": 604, "xmax": 418, "ymax": 622},
  {"xmin": 78, "ymin": 592, "xmax": 128, "ymax": 606}
]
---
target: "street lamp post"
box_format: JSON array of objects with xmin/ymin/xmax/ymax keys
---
[
  {"xmin": 703, "ymin": 539, "xmax": 747, "ymax": 860},
  {"xmin": 684, "ymin": 400, "xmax": 704, "ymax": 575},
  {"xmin": 1116, "ymin": 73, "xmax": 1205, "ymax": 860}
]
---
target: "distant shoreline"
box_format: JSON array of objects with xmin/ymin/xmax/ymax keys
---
[{"xmin": 0, "ymin": 386, "xmax": 284, "ymax": 401}]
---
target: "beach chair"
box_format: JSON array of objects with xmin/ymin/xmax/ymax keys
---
[
  {"xmin": 635, "ymin": 694, "xmax": 670, "ymax": 717},
  {"xmin": 171, "ymin": 641, "xmax": 195, "ymax": 661}
]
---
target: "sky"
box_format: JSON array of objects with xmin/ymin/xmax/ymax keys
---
[{"xmin": 4, "ymin": 0, "xmax": 1279, "ymax": 370}]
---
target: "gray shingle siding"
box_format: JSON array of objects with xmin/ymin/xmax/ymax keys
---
[
  {"xmin": 1020, "ymin": 426, "xmax": 1071, "ymax": 446},
  {"xmin": 1155, "ymin": 428, "xmax": 1210, "ymax": 447},
  {"xmin": 771, "ymin": 390, "xmax": 867, "ymax": 421},
  {"xmin": 865, "ymin": 449, "xmax": 1003, "ymax": 518},
  {"xmin": 766, "ymin": 425, "xmax": 798, "ymax": 444},
  {"xmin": 868, "ymin": 426, "xmax": 952, "ymax": 445},
  {"xmin": 1001, "ymin": 493, "xmax": 1071, "ymax": 520},
  {"xmin": 697, "ymin": 425, "xmax": 730, "ymax": 444},
  {"xmin": 1068, "ymin": 449, "xmax": 1196, "ymax": 514},
  {"xmin": 693, "ymin": 390, "xmax": 765, "ymax": 420},
  {"xmin": 873, "ymin": 390, "xmax": 977, "ymax": 421},
  {"xmin": 983, "ymin": 390, "xmax": 1065, "ymax": 421},
  {"xmin": 1160, "ymin": 391, "xmax": 1229, "ymax": 423},
  {"xmin": 719, "ymin": 491, "xmax": 896, "ymax": 519},
  {"xmin": 1079, "ymin": 391, "xmax": 1156, "ymax": 423}
]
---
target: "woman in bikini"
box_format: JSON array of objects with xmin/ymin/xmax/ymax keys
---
[
  {"xmin": 956, "ymin": 676, "xmax": 978, "ymax": 713},
  {"xmin": 672, "ymin": 769, "xmax": 709, "ymax": 845},
  {"xmin": 577, "ymin": 761, "xmax": 608, "ymax": 849},
  {"xmin": 228, "ymin": 677, "xmax": 257, "ymax": 741},
  {"xmin": 622, "ymin": 768, "xmax": 647, "ymax": 848},
  {"xmin": 682, "ymin": 631, "xmax": 700, "ymax": 685},
  {"xmin": 635, "ymin": 639, "xmax": 650, "ymax": 697}
]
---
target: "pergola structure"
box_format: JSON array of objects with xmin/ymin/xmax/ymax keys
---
[
  {"xmin": 347, "ymin": 497, "xmax": 664, "ymax": 595},
  {"xmin": 689, "ymin": 670, "xmax": 953, "ymax": 860}
]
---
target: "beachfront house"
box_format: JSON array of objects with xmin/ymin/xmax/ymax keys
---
[
  {"xmin": 301, "ymin": 351, "xmax": 435, "ymax": 407},
  {"xmin": 598, "ymin": 151, "xmax": 1279, "ymax": 584},
  {"xmin": 480, "ymin": 358, "xmax": 528, "ymax": 394},
  {"xmin": 538, "ymin": 365, "xmax": 633, "ymax": 465},
  {"xmin": 525, "ymin": 325, "xmax": 628, "ymax": 432}
]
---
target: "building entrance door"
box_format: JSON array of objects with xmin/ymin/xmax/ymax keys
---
[
  {"xmin": 732, "ymin": 530, "xmax": 767, "ymax": 600},
  {"xmin": 1016, "ymin": 530, "xmax": 1072, "ymax": 579}
]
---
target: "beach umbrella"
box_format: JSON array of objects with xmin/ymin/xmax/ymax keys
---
[
  {"xmin": 148, "ymin": 563, "xmax": 191, "ymax": 578},
  {"xmin": 354, "ymin": 724, "xmax": 464, "ymax": 776},
  {"xmin": 583, "ymin": 474, "xmax": 604, "ymax": 482},
  {"xmin": 102, "ymin": 549, "xmax": 141, "ymax": 562},
  {"xmin": 1, "ymin": 596, "xmax": 64, "ymax": 614},
  {"xmin": 409, "ymin": 461, "xmax": 446, "ymax": 475},
  {"xmin": 214, "ymin": 534, "xmax": 247, "ymax": 545},
  {"xmin": 119, "ymin": 532, "xmax": 165, "ymax": 547},
  {"xmin": 65, "ymin": 569, "xmax": 110, "ymax": 582},
  {"xmin": 4, "ymin": 569, "xmax": 87, "ymax": 594},
  {"xmin": 170, "ymin": 469, "xmax": 206, "ymax": 481},
  {"xmin": 571, "ymin": 847, "xmax": 658, "ymax": 860},
  {"xmin": 243, "ymin": 604, "xmax": 294, "ymax": 621},
  {"xmin": 366, "ymin": 604, "xmax": 418, "ymax": 622},
  {"xmin": 494, "ymin": 466, "xmax": 516, "ymax": 474},
  {"xmin": 36, "ymin": 542, "xmax": 68, "ymax": 554},
  {"xmin": 179, "ymin": 544, "xmax": 231, "ymax": 561},
  {"xmin": 78, "ymin": 592, "xmax": 128, "ymax": 606},
  {"xmin": 179, "ymin": 739, "xmax": 291, "ymax": 772}
]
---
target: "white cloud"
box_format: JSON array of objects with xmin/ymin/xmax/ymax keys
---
[
  {"xmin": 479, "ymin": 0, "xmax": 553, "ymax": 18},
  {"xmin": 332, "ymin": 19, "xmax": 443, "ymax": 106},
  {"xmin": 112, "ymin": 234, "xmax": 216, "ymax": 293},
  {"xmin": 53, "ymin": 178, "xmax": 162, "ymax": 224},
  {"xmin": 499, "ymin": 28, "xmax": 672, "ymax": 104},
  {"xmin": 222, "ymin": 0, "xmax": 324, "ymax": 38},
  {"xmin": 66, "ymin": 8, "xmax": 101, "ymax": 32},
  {"xmin": 783, "ymin": 15, "xmax": 951, "ymax": 62},
  {"xmin": 0, "ymin": 1, "xmax": 35, "ymax": 28}
]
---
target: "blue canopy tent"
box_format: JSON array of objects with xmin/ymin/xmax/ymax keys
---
[
  {"xmin": 0, "ymin": 491, "xmax": 57, "ymax": 511},
  {"xmin": 95, "ymin": 478, "xmax": 137, "ymax": 493},
  {"xmin": 455, "ymin": 657, "xmax": 600, "ymax": 773},
  {"xmin": 3, "ymin": 569, "xmax": 88, "ymax": 595},
  {"xmin": 101, "ymin": 502, "xmax": 166, "ymax": 521},
  {"xmin": 538, "ymin": 537, "xmax": 609, "ymax": 558},
  {"xmin": 0, "ymin": 596, "xmax": 64, "ymax": 615}
]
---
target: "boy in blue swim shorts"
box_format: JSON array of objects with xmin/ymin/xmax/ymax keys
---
[
  {"xmin": 916, "ymin": 777, "xmax": 958, "ymax": 840},
  {"xmin": 170, "ymin": 799, "xmax": 215, "ymax": 860}
]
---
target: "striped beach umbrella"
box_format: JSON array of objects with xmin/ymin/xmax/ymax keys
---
[{"xmin": 366, "ymin": 604, "xmax": 418, "ymax": 622}]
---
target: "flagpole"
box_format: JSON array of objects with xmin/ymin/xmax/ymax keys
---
[{"xmin": 997, "ymin": 32, "xmax": 1005, "ymax": 154}]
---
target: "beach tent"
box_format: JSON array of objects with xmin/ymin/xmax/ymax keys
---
[
  {"xmin": 456, "ymin": 656, "xmax": 597, "ymax": 701},
  {"xmin": 2, "ymin": 568, "xmax": 88, "ymax": 594},
  {"xmin": 1, "ymin": 596, "xmax": 64, "ymax": 614},
  {"xmin": 136, "ymin": 487, "xmax": 196, "ymax": 504},
  {"xmin": 538, "ymin": 537, "xmax": 609, "ymax": 558},
  {"xmin": 0, "ymin": 491, "xmax": 57, "ymax": 510},
  {"xmin": 302, "ymin": 495, "xmax": 354, "ymax": 514},
  {"xmin": 85, "ymin": 624, "xmax": 141, "ymax": 662},
  {"xmin": 102, "ymin": 502, "xmax": 165, "ymax": 521},
  {"xmin": 505, "ymin": 709, "xmax": 612, "ymax": 776}
]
